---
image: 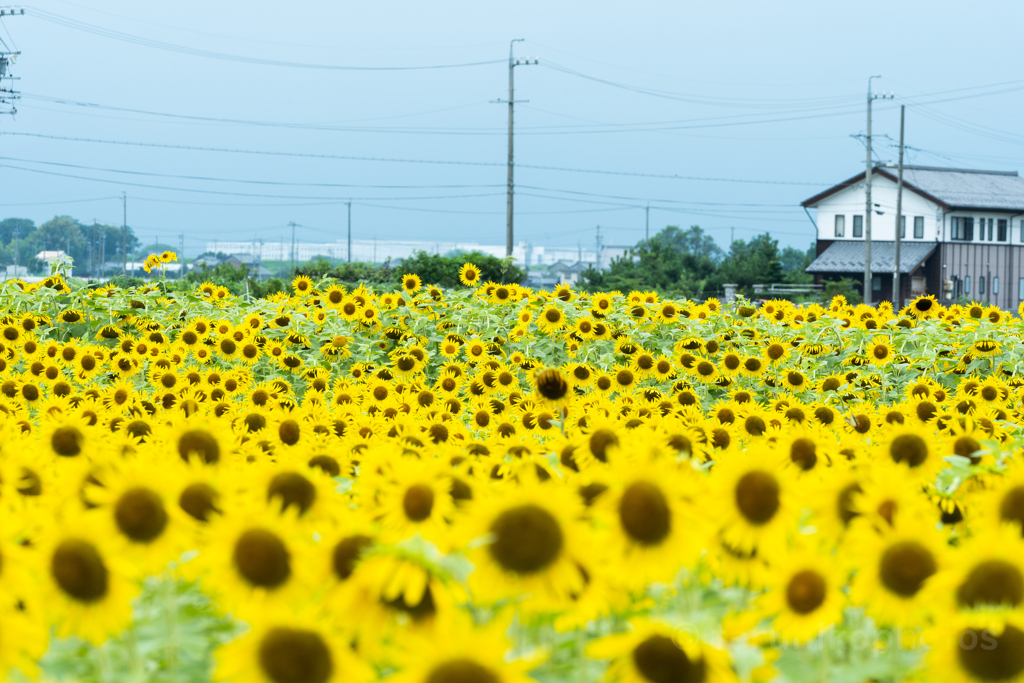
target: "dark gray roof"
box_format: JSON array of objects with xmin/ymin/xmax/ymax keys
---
[
  {"xmin": 805, "ymin": 241, "xmax": 937, "ymax": 274},
  {"xmin": 897, "ymin": 166, "xmax": 1024, "ymax": 211},
  {"xmin": 803, "ymin": 165, "xmax": 1024, "ymax": 211}
]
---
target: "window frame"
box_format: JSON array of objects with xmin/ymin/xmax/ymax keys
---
[
  {"xmin": 834, "ymin": 214, "xmax": 845, "ymax": 238},
  {"xmin": 965, "ymin": 276, "xmax": 971, "ymax": 294},
  {"xmin": 980, "ymin": 276, "xmax": 986, "ymax": 295},
  {"xmin": 993, "ymin": 276, "xmax": 1000, "ymax": 295},
  {"xmin": 852, "ymin": 215, "xmax": 863, "ymax": 238},
  {"xmin": 998, "ymin": 219, "xmax": 1008, "ymax": 242},
  {"xmin": 914, "ymin": 216, "xmax": 924, "ymax": 239},
  {"xmin": 951, "ymin": 216, "xmax": 974, "ymax": 241}
]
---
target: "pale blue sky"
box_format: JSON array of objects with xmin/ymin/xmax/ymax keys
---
[{"xmin": 2, "ymin": 0, "xmax": 1023, "ymax": 256}]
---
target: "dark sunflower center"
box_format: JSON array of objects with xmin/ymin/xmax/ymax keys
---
[
  {"xmin": 767, "ymin": 344, "xmax": 785, "ymax": 360},
  {"xmin": 789, "ymin": 438, "xmax": 817, "ymax": 470},
  {"xmin": 115, "ymin": 487, "xmax": 168, "ymax": 542},
  {"xmin": 403, "ymin": 484, "xmax": 435, "ymax": 521},
  {"xmin": 178, "ymin": 429, "xmax": 220, "ymax": 464},
  {"xmin": 426, "ymin": 659, "xmax": 500, "ymax": 683},
  {"xmin": 618, "ymin": 481, "xmax": 671, "ymax": 545},
  {"xmin": 51, "ymin": 539, "xmax": 109, "ymax": 602},
  {"xmin": 836, "ymin": 483, "xmax": 862, "ymax": 526},
  {"xmin": 535, "ymin": 369, "xmax": 569, "ymax": 400},
  {"xmin": 488, "ymin": 504, "xmax": 563, "ymax": 574},
  {"xmin": 267, "ymin": 472, "xmax": 316, "ymax": 515},
  {"xmin": 889, "ymin": 434, "xmax": 928, "ymax": 467},
  {"xmin": 957, "ymin": 560, "xmax": 1024, "ymax": 609},
  {"xmin": 308, "ymin": 455, "xmax": 341, "ymax": 477},
  {"xmin": 278, "ymin": 420, "xmax": 301, "ymax": 445},
  {"xmin": 331, "ymin": 535, "xmax": 372, "ymax": 580},
  {"xmin": 234, "ymin": 528, "xmax": 291, "ymax": 588},
  {"xmin": 1000, "ymin": 486, "xmax": 1024, "ymax": 531},
  {"xmin": 734, "ymin": 471, "xmax": 780, "ymax": 525},
  {"xmin": 953, "ymin": 436, "xmax": 982, "ymax": 463},
  {"xmin": 631, "ymin": 635, "xmax": 706, "ymax": 683},
  {"xmin": 786, "ymin": 569, "xmax": 827, "ymax": 614},
  {"xmin": 384, "ymin": 584, "xmax": 436, "ymax": 620},
  {"xmin": 744, "ymin": 416, "xmax": 766, "ymax": 436},
  {"xmin": 879, "ymin": 541, "xmax": 936, "ymax": 597},
  {"xmin": 957, "ymin": 626, "xmax": 1024, "ymax": 682},
  {"xmin": 258, "ymin": 627, "xmax": 333, "ymax": 683},
  {"xmin": 589, "ymin": 428, "xmax": 618, "ymax": 462},
  {"xmin": 179, "ymin": 483, "xmax": 220, "ymax": 522},
  {"xmin": 51, "ymin": 426, "xmax": 83, "ymax": 456}
]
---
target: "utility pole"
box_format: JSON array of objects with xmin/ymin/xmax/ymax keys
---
[
  {"xmin": 346, "ymin": 202, "xmax": 352, "ymax": 263},
  {"xmin": 893, "ymin": 105, "xmax": 905, "ymax": 308},
  {"xmin": 0, "ymin": 7, "xmax": 24, "ymax": 117},
  {"xmin": 493, "ymin": 39, "xmax": 536, "ymax": 258},
  {"xmin": 864, "ymin": 76, "xmax": 893, "ymax": 306},
  {"xmin": 645, "ymin": 205, "xmax": 650, "ymax": 242},
  {"xmin": 122, "ymin": 192, "xmax": 127, "ymax": 274},
  {"xmin": 288, "ymin": 221, "xmax": 296, "ymax": 274}
]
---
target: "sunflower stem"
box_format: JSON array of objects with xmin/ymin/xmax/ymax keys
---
[
  {"xmin": 126, "ymin": 621, "xmax": 144, "ymax": 682},
  {"xmin": 575, "ymin": 625, "xmax": 586, "ymax": 683},
  {"xmin": 163, "ymin": 570, "xmax": 179, "ymax": 682},
  {"xmin": 95, "ymin": 642, "xmax": 113, "ymax": 683}
]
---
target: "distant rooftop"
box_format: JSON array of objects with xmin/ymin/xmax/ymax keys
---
[{"xmin": 803, "ymin": 164, "xmax": 1024, "ymax": 212}]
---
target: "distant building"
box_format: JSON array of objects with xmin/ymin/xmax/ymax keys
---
[
  {"xmin": 207, "ymin": 239, "xmax": 634, "ymax": 270},
  {"xmin": 803, "ymin": 165, "xmax": 1024, "ymax": 308}
]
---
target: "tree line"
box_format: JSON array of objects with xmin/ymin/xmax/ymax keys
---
[
  {"xmin": 579, "ymin": 225, "xmax": 820, "ymax": 299},
  {"xmin": 0, "ymin": 216, "xmax": 141, "ymax": 275}
]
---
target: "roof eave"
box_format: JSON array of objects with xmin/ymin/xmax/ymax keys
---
[{"xmin": 801, "ymin": 167, "xmax": 952, "ymax": 211}]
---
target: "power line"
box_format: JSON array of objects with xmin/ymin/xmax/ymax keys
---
[
  {"xmin": 0, "ymin": 162, "xmax": 506, "ymax": 201},
  {"xmin": 0, "ymin": 154, "xmax": 501, "ymax": 190},
  {"xmin": 0, "ymin": 132, "xmax": 827, "ymax": 185},
  {"xmin": 29, "ymin": 8, "xmax": 504, "ymax": 71}
]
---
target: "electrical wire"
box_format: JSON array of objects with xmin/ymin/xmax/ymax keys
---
[
  {"xmin": 0, "ymin": 132, "xmax": 828, "ymax": 185},
  {"xmin": 0, "ymin": 162, "xmax": 506, "ymax": 201},
  {"xmin": 0, "ymin": 154, "xmax": 502, "ymax": 190},
  {"xmin": 28, "ymin": 8, "xmax": 504, "ymax": 71}
]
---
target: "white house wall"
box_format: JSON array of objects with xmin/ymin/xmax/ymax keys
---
[
  {"xmin": 814, "ymin": 174, "xmax": 942, "ymax": 242},
  {"xmin": 813, "ymin": 174, "xmax": 1024, "ymax": 246}
]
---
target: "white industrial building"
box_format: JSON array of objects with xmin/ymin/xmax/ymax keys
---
[{"xmin": 205, "ymin": 239, "xmax": 630, "ymax": 269}]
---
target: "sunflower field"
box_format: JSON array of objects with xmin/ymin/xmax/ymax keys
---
[{"xmin": 0, "ymin": 266, "xmax": 1021, "ymax": 683}]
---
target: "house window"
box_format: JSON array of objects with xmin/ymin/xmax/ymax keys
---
[
  {"xmin": 951, "ymin": 217, "xmax": 974, "ymax": 241},
  {"xmin": 834, "ymin": 215, "xmax": 845, "ymax": 237},
  {"xmin": 979, "ymin": 218, "xmax": 985, "ymax": 241},
  {"xmin": 988, "ymin": 218, "xmax": 994, "ymax": 241},
  {"xmin": 1019, "ymin": 277, "xmax": 1024, "ymax": 301},
  {"xmin": 899, "ymin": 216, "xmax": 906, "ymax": 239},
  {"xmin": 980, "ymin": 276, "xmax": 986, "ymax": 294},
  {"xmin": 998, "ymin": 219, "xmax": 1008, "ymax": 242},
  {"xmin": 853, "ymin": 215, "xmax": 863, "ymax": 238},
  {"xmin": 872, "ymin": 275, "xmax": 882, "ymax": 292},
  {"xmin": 914, "ymin": 216, "xmax": 924, "ymax": 239},
  {"xmin": 965, "ymin": 276, "xmax": 971, "ymax": 294},
  {"xmin": 994, "ymin": 277, "xmax": 1000, "ymax": 295}
]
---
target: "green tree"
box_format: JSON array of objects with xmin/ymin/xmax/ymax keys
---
[
  {"xmin": 708, "ymin": 233, "xmax": 784, "ymax": 295},
  {"xmin": 27, "ymin": 216, "xmax": 87, "ymax": 273},
  {"xmin": 780, "ymin": 245, "xmax": 814, "ymax": 284},
  {"xmin": 579, "ymin": 225, "xmax": 722, "ymax": 296},
  {"xmin": 0, "ymin": 218, "xmax": 35, "ymax": 245}
]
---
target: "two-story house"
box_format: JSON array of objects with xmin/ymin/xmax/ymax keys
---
[{"xmin": 802, "ymin": 165, "xmax": 1024, "ymax": 309}]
